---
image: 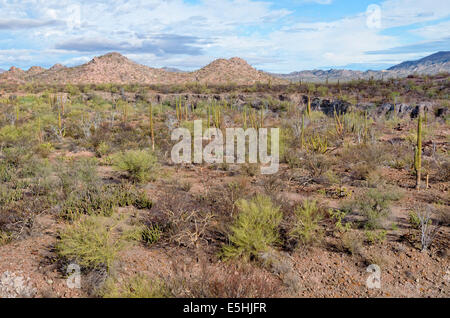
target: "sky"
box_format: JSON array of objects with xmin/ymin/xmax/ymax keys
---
[{"xmin": 0, "ymin": 0, "xmax": 449, "ymax": 73}]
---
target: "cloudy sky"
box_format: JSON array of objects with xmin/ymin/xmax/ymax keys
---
[{"xmin": 0, "ymin": 0, "xmax": 449, "ymax": 72}]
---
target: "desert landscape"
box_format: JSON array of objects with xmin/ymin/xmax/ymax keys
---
[{"xmin": 0, "ymin": 49, "xmax": 448, "ymax": 299}]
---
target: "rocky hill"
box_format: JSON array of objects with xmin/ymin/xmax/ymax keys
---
[
  {"xmin": 0, "ymin": 53, "xmax": 284, "ymax": 85},
  {"xmin": 193, "ymin": 57, "xmax": 285, "ymax": 85}
]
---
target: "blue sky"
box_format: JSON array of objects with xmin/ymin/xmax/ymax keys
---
[{"xmin": 0, "ymin": 0, "xmax": 449, "ymax": 72}]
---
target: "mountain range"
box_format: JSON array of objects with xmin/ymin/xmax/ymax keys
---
[
  {"xmin": 271, "ymin": 51, "xmax": 450, "ymax": 83},
  {"xmin": 0, "ymin": 51, "xmax": 448, "ymax": 85}
]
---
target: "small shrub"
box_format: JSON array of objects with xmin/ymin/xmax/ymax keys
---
[
  {"xmin": 55, "ymin": 215, "xmax": 124, "ymax": 270},
  {"xmin": 222, "ymin": 195, "xmax": 282, "ymax": 260},
  {"xmin": 142, "ymin": 225, "xmax": 162, "ymax": 245},
  {"xmin": 341, "ymin": 231, "xmax": 363, "ymax": 256},
  {"xmin": 365, "ymin": 230, "xmax": 387, "ymax": 245},
  {"xmin": 113, "ymin": 149, "xmax": 158, "ymax": 183},
  {"xmin": 0, "ymin": 231, "xmax": 12, "ymax": 246},
  {"xmin": 35, "ymin": 142, "xmax": 54, "ymax": 158},
  {"xmin": 344, "ymin": 188, "xmax": 401, "ymax": 230},
  {"xmin": 289, "ymin": 200, "xmax": 324, "ymax": 245},
  {"xmin": 408, "ymin": 211, "xmax": 421, "ymax": 229},
  {"xmin": 95, "ymin": 141, "xmax": 111, "ymax": 158}
]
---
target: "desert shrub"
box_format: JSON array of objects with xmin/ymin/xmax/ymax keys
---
[
  {"xmin": 205, "ymin": 178, "xmax": 251, "ymax": 217},
  {"xmin": 0, "ymin": 185, "xmax": 23, "ymax": 205},
  {"xmin": 341, "ymin": 231, "xmax": 364, "ymax": 256},
  {"xmin": 222, "ymin": 195, "xmax": 282, "ymax": 260},
  {"xmin": 55, "ymin": 215, "xmax": 124, "ymax": 271},
  {"xmin": 113, "ymin": 149, "xmax": 158, "ymax": 182},
  {"xmin": 0, "ymin": 162, "xmax": 14, "ymax": 182},
  {"xmin": 434, "ymin": 203, "xmax": 449, "ymax": 226},
  {"xmin": 340, "ymin": 144, "xmax": 390, "ymax": 180},
  {"xmin": 364, "ymin": 230, "xmax": 387, "ymax": 245},
  {"xmin": 56, "ymin": 158, "xmax": 99, "ymax": 197},
  {"xmin": 0, "ymin": 231, "xmax": 12, "ymax": 246},
  {"xmin": 101, "ymin": 275, "xmax": 170, "ymax": 298},
  {"xmin": 289, "ymin": 200, "xmax": 324, "ymax": 245},
  {"xmin": 303, "ymin": 153, "xmax": 332, "ymax": 183},
  {"xmin": 408, "ymin": 211, "xmax": 421, "ymax": 229},
  {"xmin": 123, "ymin": 224, "xmax": 162, "ymax": 246},
  {"xmin": 343, "ymin": 187, "xmax": 401, "ymax": 230},
  {"xmin": 141, "ymin": 224, "xmax": 162, "ymax": 245},
  {"xmin": 60, "ymin": 187, "xmax": 117, "ymax": 220},
  {"xmin": 240, "ymin": 163, "xmax": 259, "ymax": 177},
  {"xmin": 95, "ymin": 141, "xmax": 111, "ymax": 157},
  {"xmin": 60, "ymin": 183, "xmax": 152, "ymax": 220}
]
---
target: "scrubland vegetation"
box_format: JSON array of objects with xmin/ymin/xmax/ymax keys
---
[{"xmin": 0, "ymin": 73, "xmax": 448, "ymax": 298}]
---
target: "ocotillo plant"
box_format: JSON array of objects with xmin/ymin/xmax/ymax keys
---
[
  {"xmin": 414, "ymin": 114, "xmax": 422, "ymax": 189},
  {"xmin": 149, "ymin": 103, "xmax": 155, "ymax": 151}
]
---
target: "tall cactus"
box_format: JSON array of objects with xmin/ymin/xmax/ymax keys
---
[{"xmin": 414, "ymin": 114, "xmax": 422, "ymax": 189}]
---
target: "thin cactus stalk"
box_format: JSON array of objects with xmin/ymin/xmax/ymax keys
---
[
  {"xmin": 414, "ymin": 114, "xmax": 422, "ymax": 189},
  {"xmin": 15, "ymin": 103, "xmax": 19, "ymax": 124},
  {"xmin": 363, "ymin": 110, "xmax": 368, "ymax": 143},
  {"xmin": 243, "ymin": 106, "xmax": 247, "ymax": 130},
  {"xmin": 307, "ymin": 95, "xmax": 311, "ymax": 117},
  {"xmin": 260, "ymin": 108, "xmax": 264, "ymax": 128},
  {"xmin": 149, "ymin": 103, "xmax": 155, "ymax": 151},
  {"xmin": 300, "ymin": 113, "xmax": 305, "ymax": 149},
  {"xmin": 207, "ymin": 103, "xmax": 210, "ymax": 128},
  {"xmin": 38, "ymin": 116, "xmax": 42, "ymax": 143},
  {"xmin": 58, "ymin": 107, "xmax": 62, "ymax": 130}
]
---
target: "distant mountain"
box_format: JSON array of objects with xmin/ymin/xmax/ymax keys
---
[
  {"xmin": 273, "ymin": 51, "xmax": 450, "ymax": 83},
  {"xmin": 0, "ymin": 68, "xmax": 5, "ymax": 74},
  {"xmin": 0, "ymin": 52, "xmax": 285, "ymax": 85},
  {"xmin": 387, "ymin": 51, "xmax": 450, "ymax": 74},
  {"xmin": 161, "ymin": 66, "xmax": 186, "ymax": 73}
]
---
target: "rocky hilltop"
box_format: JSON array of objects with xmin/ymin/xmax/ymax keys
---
[{"xmin": 0, "ymin": 52, "xmax": 285, "ymax": 85}]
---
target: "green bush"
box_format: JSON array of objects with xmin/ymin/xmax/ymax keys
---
[
  {"xmin": 289, "ymin": 200, "xmax": 323, "ymax": 245},
  {"xmin": 365, "ymin": 230, "xmax": 387, "ymax": 245},
  {"xmin": 408, "ymin": 211, "xmax": 421, "ymax": 229},
  {"xmin": 222, "ymin": 195, "xmax": 282, "ymax": 260},
  {"xmin": 113, "ymin": 149, "xmax": 158, "ymax": 183},
  {"xmin": 60, "ymin": 183, "xmax": 152, "ymax": 220},
  {"xmin": 55, "ymin": 215, "xmax": 124, "ymax": 270},
  {"xmin": 344, "ymin": 188, "xmax": 401, "ymax": 230}
]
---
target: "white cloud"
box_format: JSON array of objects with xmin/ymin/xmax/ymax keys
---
[{"xmin": 0, "ymin": 0, "xmax": 449, "ymax": 72}]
